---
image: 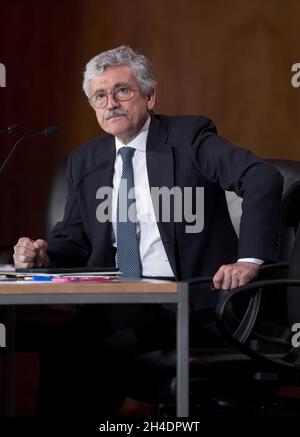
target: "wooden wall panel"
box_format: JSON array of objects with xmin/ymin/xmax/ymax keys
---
[{"xmin": 0, "ymin": 0, "xmax": 300, "ymax": 246}]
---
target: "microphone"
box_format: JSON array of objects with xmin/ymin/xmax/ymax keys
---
[
  {"xmin": 0, "ymin": 125, "xmax": 58, "ymax": 173},
  {"xmin": 0, "ymin": 123, "xmax": 22, "ymax": 134},
  {"xmin": 42, "ymin": 126, "xmax": 59, "ymax": 137}
]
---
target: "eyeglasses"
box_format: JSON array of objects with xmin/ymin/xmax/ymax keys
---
[{"xmin": 89, "ymin": 85, "xmax": 139, "ymax": 109}]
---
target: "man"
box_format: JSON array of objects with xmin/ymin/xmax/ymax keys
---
[{"xmin": 13, "ymin": 46, "xmax": 283, "ymax": 416}]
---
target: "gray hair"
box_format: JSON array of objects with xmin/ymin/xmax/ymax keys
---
[{"xmin": 82, "ymin": 45, "xmax": 157, "ymax": 99}]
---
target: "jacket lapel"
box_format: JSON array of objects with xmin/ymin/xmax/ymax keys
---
[
  {"xmin": 146, "ymin": 116, "xmax": 177, "ymax": 277},
  {"xmin": 88, "ymin": 134, "xmax": 116, "ymax": 187},
  {"xmin": 80, "ymin": 135, "xmax": 116, "ymax": 252}
]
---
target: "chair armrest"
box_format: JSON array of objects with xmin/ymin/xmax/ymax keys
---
[
  {"xmin": 260, "ymin": 262, "xmax": 288, "ymax": 272},
  {"xmin": 185, "ymin": 277, "xmax": 213, "ymax": 285},
  {"xmin": 259, "ymin": 262, "xmax": 289, "ymax": 279},
  {"xmin": 215, "ymin": 278, "xmax": 300, "ymax": 369}
]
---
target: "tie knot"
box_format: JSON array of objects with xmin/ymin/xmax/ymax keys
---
[{"xmin": 119, "ymin": 146, "xmax": 135, "ymax": 163}]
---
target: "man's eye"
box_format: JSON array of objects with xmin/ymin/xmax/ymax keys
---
[
  {"xmin": 95, "ymin": 93, "xmax": 106, "ymax": 100},
  {"xmin": 116, "ymin": 87, "xmax": 130, "ymax": 96}
]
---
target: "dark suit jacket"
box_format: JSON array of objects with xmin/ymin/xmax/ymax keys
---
[{"xmin": 48, "ymin": 115, "xmax": 283, "ymax": 286}]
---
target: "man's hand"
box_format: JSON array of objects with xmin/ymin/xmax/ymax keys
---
[
  {"xmin": 13, "ymin": 237, "xmax": 50, "ymax": 268},
  {"xmin": 213, "ymin": 262, "xmax": 260, "ymax": 290}
]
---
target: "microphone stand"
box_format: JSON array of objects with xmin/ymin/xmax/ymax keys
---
[
  {"xmin": 0, "ymin": 127, "xmax": 58, "ymax": 173},
  {"xmin": 0, "ymin": 133, "xmax": 39, "ymax": 173},
  {"xmin": 0, "ymin": 124, "xmax": 22, "ymax": 148}
]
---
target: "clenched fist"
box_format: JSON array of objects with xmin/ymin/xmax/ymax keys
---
[{"xmin": 13, "ymin": 237, "xmax": 50, "ymax": 268}]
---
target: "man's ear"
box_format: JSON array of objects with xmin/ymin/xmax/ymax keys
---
[{"xmin": 147, "ymin": 89, "xmax": 156, "ymax": 111}]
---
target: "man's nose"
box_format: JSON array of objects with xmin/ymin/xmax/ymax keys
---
[{"xmin": 106, "ymin": 92, "xmax": 120, "ymax": 109}]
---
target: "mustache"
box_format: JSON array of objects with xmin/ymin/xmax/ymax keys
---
[{"xmin": 105, "ymin": 109, "xmax": 129, "ymax": 120}]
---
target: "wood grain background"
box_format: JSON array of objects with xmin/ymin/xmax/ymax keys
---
[{"xmin": 0, "ymin": 0, "xmax": 300, "ymax": 246}]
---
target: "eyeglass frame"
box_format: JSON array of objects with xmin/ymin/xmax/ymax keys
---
[{"xmin": 89, "ymin": 83, "xmax": 140, "ymax": 109}]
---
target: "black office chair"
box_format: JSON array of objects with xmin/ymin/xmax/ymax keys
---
[
  {"xmin": 212, "ymin": 182, "xmax": 300, "ymax": 417},
  {"xmin": 126, "ymin": 159, "xmax": 300, "ymax": 417}
]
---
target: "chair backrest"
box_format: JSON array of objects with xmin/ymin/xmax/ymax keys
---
[
  {"xmin": 287, "ymin": 224, "xmax": 300, "ymax": 325},
  {"xmin": 225, "ymin": 159, "xmax": 300, "ymax": 335},
  {"xmin": 44, "ymin": 159, "xmax": 68, "ymax": 239},
  {"xmin": 226, "ymin": 159, "xmax": 300, "ymax": 261},
  {"xmin": 278, "ymin": 164, "xmax": 300, "ymax": 324},
  {"xmin": 268, "ymin": 159, "xmax": 300, "ymax": 262}
]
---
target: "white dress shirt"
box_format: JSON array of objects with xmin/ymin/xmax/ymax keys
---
[
  {"xmin": 112, "ymin": 117, "xmax": 174, "ymax": 277},
  {"xmin": 111, "ymin": 117, "xmax": 263, "ymax": 277}
]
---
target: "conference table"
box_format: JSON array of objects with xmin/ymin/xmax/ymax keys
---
[{"xmin": 0, "ymin": 279, "xmax": 189, "ymax": 417}]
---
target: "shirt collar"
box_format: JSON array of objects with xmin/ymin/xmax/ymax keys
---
[{"xmin": 115, "ymin": 116, "xmax": 150, "ymax": 153}]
